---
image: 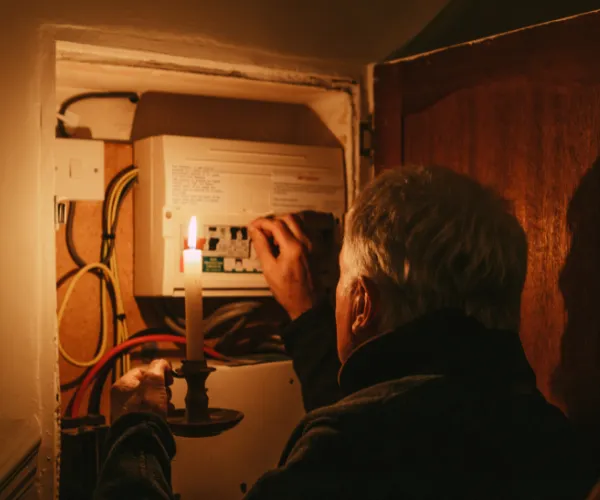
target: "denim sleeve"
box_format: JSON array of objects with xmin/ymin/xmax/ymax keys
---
[{"xmin": 93, "ymin": 412, "xmax": 176, "ymax": 500}]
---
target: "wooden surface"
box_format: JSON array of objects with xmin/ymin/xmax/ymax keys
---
[
  {"xmin": 393, "ymin": 10, "xmax": 600, "ymax": 115},
  {"xmin": 372, "ymin": 12, "xmax": 600, "ymax": 441},
  {"xmin": 376, "ymin": 13, "xmax": 600, "ymax": 444},
  {"xmin": 402, "ymin": 81, "xmax": 600, "ymax": 434},
  {"xmin": 57, "ymin": 142, "xmax": 148, "ymax": 417},
  {"xmin": 373, "ymin": 64, "xmax": 404, "ymax": 172}
]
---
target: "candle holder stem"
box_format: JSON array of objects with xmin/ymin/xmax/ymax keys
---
[
  {"xmin": 182, "ymin": 360, "xmax": 212, "ymax": 420},
  {"xmin": 168, "ymin": 359, "xmax": 244, "ymax": 438}
]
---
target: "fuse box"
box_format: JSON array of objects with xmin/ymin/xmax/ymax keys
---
[{"xmin": 133, "ymin": 135, "xmax": 345, "ymax": 297}]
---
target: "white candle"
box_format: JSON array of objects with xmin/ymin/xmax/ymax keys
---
[{"xmin": 183, "ymin": 216, "xmax": 204, "ymax": 361}]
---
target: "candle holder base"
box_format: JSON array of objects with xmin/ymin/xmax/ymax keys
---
[
  {"xmin": 167, "ymin": 359, "xmax": 244, "ymax": 438},
  {"xmin": 167, "ymin": 408, "xmax": 244, "ymax": 438}
]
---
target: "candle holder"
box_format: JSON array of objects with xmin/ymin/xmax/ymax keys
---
[{"xmin": 167, "ymin": 359, "xmax": 244, "ymax": 438}]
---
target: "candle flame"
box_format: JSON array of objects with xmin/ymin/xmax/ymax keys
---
[{"xmin": 188, "ymin": 216, "xmax": 197, "ymax": 249}]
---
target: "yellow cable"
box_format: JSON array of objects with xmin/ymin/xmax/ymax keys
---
[
  {"xmin": 104, "ymin": 169, "xmax": 138, "ymax": 374},
  {"xmin": 58, "ymin": 169, "xmax": 138, "ymax": 372},
  {"xmin": 103, "ymin": 171, "xmax": 131, "ymax": 373},
  {"xmin": 58, "ymin": 263, "xmax": 122, "ymax": 367}
]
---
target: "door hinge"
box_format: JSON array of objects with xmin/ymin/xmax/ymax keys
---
[{"xmin": 360, "ymin": 118, "xmax": 373, "ymax": 158}]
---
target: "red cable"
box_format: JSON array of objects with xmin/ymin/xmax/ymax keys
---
[
  {"xmin": 70, "ymin": 336, "xmax": 236, "ymax": 417},
  {"xmin": 71, "ymin": 335, "xmax": 185, "ymax": 418}
]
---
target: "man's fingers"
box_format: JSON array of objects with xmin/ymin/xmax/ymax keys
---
[
  {"xmin": 280, "ymin": 214, "xmax": 312, "ymax": 251},
  {"xmin": 115, "ymin": 367, "xmax": 146, "ymax": 389},
  {"xmin": 251, "ymin": 218, "xmax": 296, "ymax": 250},
  {"xmin": 249, "ymin": 217, "xmax": 274, "ymax": 237},
  {"xmin": 249, "ymin": 225, "xmax": 276, "ymax": 268}
]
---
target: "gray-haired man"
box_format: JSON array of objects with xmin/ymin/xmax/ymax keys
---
[{"xmin": 95, "ymin": 166, "xmax": 599, "ymax": 499}]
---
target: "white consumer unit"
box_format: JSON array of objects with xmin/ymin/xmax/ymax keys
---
[{"xmin": 133, "ymin": 135, "xmax": 346, "ymax": 297}]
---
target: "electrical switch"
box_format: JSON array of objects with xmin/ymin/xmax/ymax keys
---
[{"xmin": 55, "ymin": 138, "xmax": 105, "ymax": 202}]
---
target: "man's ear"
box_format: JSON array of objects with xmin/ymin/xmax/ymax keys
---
[{"xmin": 350, "ymin": 277, "xmax": 379, "ymax": 335}]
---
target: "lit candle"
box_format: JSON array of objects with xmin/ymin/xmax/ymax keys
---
[{"xmin": 183, "ymin": 216, "xmax": 204, "ymax": 361}]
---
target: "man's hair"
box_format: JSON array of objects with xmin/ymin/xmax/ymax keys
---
[{"xmin": 342, "ymin": 165, "xmax": 528, "ymax": 332}]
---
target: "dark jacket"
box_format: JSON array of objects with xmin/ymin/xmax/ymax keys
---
[{"xmin": 94, "ymin": 304, "xmax": 599, "ymax": 499}]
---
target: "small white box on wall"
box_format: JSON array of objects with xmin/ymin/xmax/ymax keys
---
[{"xmin": 55, "ymin": 138, "xmax": 105, "ymax": 201}]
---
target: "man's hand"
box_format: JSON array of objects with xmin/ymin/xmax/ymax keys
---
[
  {"xmin": 111, "ymin": 359, "xmax": 173, "ymax": 424},
  {"xmin": 249, "ymin": 214, "xmax": 319, "ymax": 320}
]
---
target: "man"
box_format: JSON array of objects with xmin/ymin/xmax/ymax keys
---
[{"xmin": 95, "ymin": 165, "xmax": 599, "ymax": 499}]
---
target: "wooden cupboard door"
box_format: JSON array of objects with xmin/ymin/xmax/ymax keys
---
[{"xmin": 372, "ymin": 13, "xmax": 600, "ymax": 441}]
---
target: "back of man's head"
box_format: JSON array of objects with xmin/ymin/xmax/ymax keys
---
[{"xmin": 341, "ymin": 165, "xmax": 528, "ymax": 333}]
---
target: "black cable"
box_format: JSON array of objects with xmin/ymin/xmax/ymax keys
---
[
  {"xmin": 63, "ymin": 169, "xmax": 137, "ymax": 379},
  {"xmin": 101, "ymin": 175, "xmax": 137, "ymax": 264},
  {"xmin": 162, "ymin": 298, "xmax": 185, "ymax": 327},
  {"xmin": 103, "ymin": 169, "xmax": 137, "ymax": 379},
  {"xmin": 66, "ymin": 166, "xmax": 137, "ymax": 270},
  {"xmin": 65, "ymin": 202, "xmax": 88, "ymax": 268},
  {"xmin": 56, "ymin": 268, "xmax": 78, "ymax": 289},
  {"xmin": 56, "ymin": 92, "xmax": 139, "ymax": 138},
  {"xmin": 59, "ymin": 163, "xmax": 137, "ymax": 417},
  {"xmin": 64, "ymin": 388, "xmax": 80, "ymax": 418},
  {"xmin": 101, "ymin": 165, "xmax": 137, "ymax": 236},
  {"xmin": 59, "ymin": 271, "xmax": 118, "ymax": 417},
  {"xmin": 64, "ymin": 204, "xmax": 101, "ymax": 268},
  {"xmin": 87, "ymin": 328, "xmax": 182, "ymax": 415},
  {"xmin": 60, "ymin": 368, "xmax": 90, "ymax": 392}
]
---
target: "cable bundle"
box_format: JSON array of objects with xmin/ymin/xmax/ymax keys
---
[
  {"xmin": 59, "ymin": 167, "xmax": 138, "ymax": 375},
  {"xmin": 57, "ymin": 164, "xmax": 283, "ymax": 419}
]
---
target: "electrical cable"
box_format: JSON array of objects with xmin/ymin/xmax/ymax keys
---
[
  {"xmin": 56, "ymin": 92, "xmax": 139, "ymax": 138},
  {"xmin": 70, "ymin": 334, "xmax": 185, "ymax": 418},
  {"xmin": 164, "ymin": 301, "xmax": 263, "ymax": 339},
  {"xmin": 85, "ymin": 324, "xmax": 242, "ymax": 415},
  {"xmin": 65, "ymin": 202, "xmax": 89, "ymax": 269},
  {"xmin": 58, "ymin": 263, "xmax": 125, "ymax": 367},
  {"xmin": 62, "ymin": 164, "xmax": 269, "ymax": 404},
  {"xmin": 162, "ymin": 299, "xmax": 186, "ymax": 327},
  {"xmin": 214, "ymin": 319, "xmax": 285, "ymax": 356},
  {"xmin": 74, "ymin": 332, "xmax": 232, "ymax": 418},
  {"xmin": 64, "ymin": 387, "xmax": 80, "ymax": 418},
  {"xmin": 102, "ymin": 169, "xmax": 138, "ymax": 374},
  {"xmin": 60, "ymin": 167, "xmax": 139, "ymax": 374},
  {"xmin": 60, "ymin": 370, "xmax": 89, "ymax": 392},
  {"xmin": 87, "ymin": 328, "xmax": 180, "ymax": 415},
  {"xmin": 102, "ymin": 166, "xmax": 137, "ymax": 252},
  {"xmin": 65, "ymin": 166, "xmax": 136, "ymax": 269},
  {"xmin": 56, "ymin": 268, "xmax": 79, "ymax": 289},
  {"xmin": 164, "ymin": 316, "xmax": 186, "ymax": 336},
  {"xmin": 61, "ymin": 167, "xmax": 138, "ymax": 375}
]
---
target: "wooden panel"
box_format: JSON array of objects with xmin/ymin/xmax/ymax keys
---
[
  {"xmin": 393, "ymin": 10, "xmax": 600, "ymax": 115},
  {"xmin": 373, "ymin": 64, "xmax": 403, "ymax": 172},
  {"xmin": 57, "ymin": 143, "xmax": 148, "ymax": 417},
  {"xmin": 403, "ymin": 81, "xmax": 600, "ymax": 437}
]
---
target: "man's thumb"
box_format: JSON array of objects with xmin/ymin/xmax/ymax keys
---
[{"xmin": 146, "ymin": 358, "xmax": 170, "ymax": 381}]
